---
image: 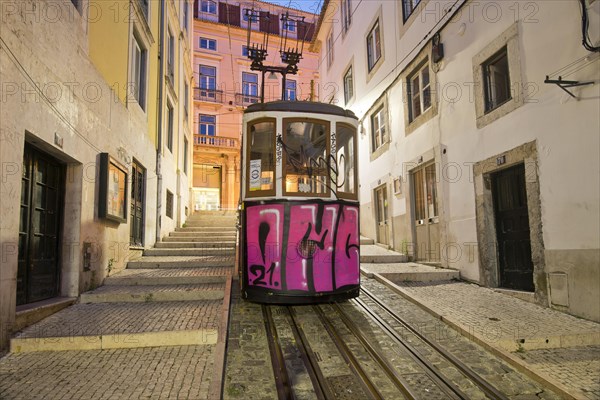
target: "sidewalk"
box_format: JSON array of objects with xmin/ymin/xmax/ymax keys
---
[{"xmin": 368, "ymin": 269, "xmax": 600, "ymax": 400}]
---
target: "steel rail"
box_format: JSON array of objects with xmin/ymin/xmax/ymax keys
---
[
  {"xmin": 331, "ymin": 303, "xmax": 419, "ymax": 400},
  {"xmin": 262, "ymin": 305, "xmax": 293, "ymax": 400},
  {"xmin": 285, "ymin": 307, "xmax": 331, "ymax": 400},
  {"xmin": 360, "ymin": 287, "xmax": 510, "ymax": 400},
  {"xmin": 312, "ymin": 305, "xmax": 385, "ymax": 400},
  {"xmin": 351, "ymin": 297, "xmax": 467, "ymax": 399}
]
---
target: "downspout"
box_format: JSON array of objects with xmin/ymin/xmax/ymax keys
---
[{"xmin": 156, "ymin": 0, "xmax": 165, "ymax": 243}]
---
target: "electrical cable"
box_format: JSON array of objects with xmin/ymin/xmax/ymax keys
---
[{"xmin": 579, "ymin": 0, "xmax": 600, "ymax": 52}]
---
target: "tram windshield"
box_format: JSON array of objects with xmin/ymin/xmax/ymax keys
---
[
  {"xmin": 283, "ymin": 119, "xmax": 330, "ymax": 196},
  {"xmin": 336, "ymin": 123, "xmax": 357, "ymax": 198}
]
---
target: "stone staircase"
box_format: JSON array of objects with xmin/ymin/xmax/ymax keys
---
[
  {"xmin": 10, "ymin": 211, "xmax": 237, "ymax": 353},
  {"xmin": 359, "ymin": 235, "xmax": 460, "ymax": 282}
]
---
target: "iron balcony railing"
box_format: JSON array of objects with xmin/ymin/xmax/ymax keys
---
[
  {"xmin": 194, "ymin": 88, "xmax": 224, "ymax": 103},
  {"xmin": 194, "ymin": 135, "xmax": 240, "ymax": 149},
  {"xmin": 235, "ymin": 93, "xmax": 260, "ymax": 106}
]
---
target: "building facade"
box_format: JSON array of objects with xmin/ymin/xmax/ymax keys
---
[
  {"xmin": 315, "ymin": 0, "xmax": 600, "ymax": 321},
  {"xmin": 193, "ymin": 0, "xmax": 320, "ymax": 210},
  {"xmin": 0, "ymin": 0, "xmax": 193, "ymax": 349}
]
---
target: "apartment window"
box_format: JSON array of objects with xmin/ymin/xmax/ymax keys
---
[
  {"xmin": 167, "ymin": 30, "xmax": 175, "ymax": 83},
  {"xmin": 166, "ymin": 190, "xmax": 174, "ymax": 219},
  {"xmin": 285, "ymin": 80, "xmax": 297, "ymax": 101},
  {"xmin": 200, "ymin": 37, "xmax": 217, "ymax": 51},
  {"xmin": 343, "ymin": 66, "xmax": 353, "ymax": 104},
  {"xmin": 242, "ymin": 72, "xmax": 259, "ymax": 104},
  {"xmin": 408, "ymin": 62, "xmax": 431, "ymax": 122},
  {"xmin": 201, "ymin": 0, "xmax": 217, "ymax": 14},
  {"xmin": 167, "ymin": 102, "xmax": 174, "ymax": 152},
  {"xmin": 402, "ymin": 0, "xmax": 421, "ymax": 21},
  {"xmin": 367, "ymin": 21, "xmax": 382, "ymax": 71},
  {"xmin": 183, "ymin": 2, "xmax": 188, "ymax": 32},
  {"xmin": 483, "ymin": 47, "xmax": 511, "ymax": 113},
  {"xmin": 242, "ymin": 45, "xmax": 249, "ymax": 56},
  {"xmin": 131, "ymin": 35, "xmax": 148, "ymax": 110},
  {"xmin": 183, "ymin": 137, "xmax": 189, "ymax": 175},
  {"xmin": 341, "ymin": 0, "xmax": 352, "ymax": 33},
  {"xmin": 184, "ymin": 82, "xmax": 189, "ymax": 119},
  {"xmin": 199, "ymin": 65, "xmax": 216, "ymax": 98},
  {"xmin": 326, "ymin": 31, "xmax": 334, "ymax": 68},
  {"xmin": 472, "ymin": 23, "xmax": 522, "ymax": 129},
  {"xmin": 371, "ymin": 106, "xmax": 387, "ymax": 151},
  {"xmin": 283, "ymin": 19, "xmax": 296, "ymax": 32},
  {"xmin": 242, "ymin": 8, "xmax": 259, "ymax": 22},
  {"xmin": 199, "ymin": 114, "xmax": 216, "ymax": 145}
]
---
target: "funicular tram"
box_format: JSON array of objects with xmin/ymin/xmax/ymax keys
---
[{"xmin": 239, "ymin": 101, "xmax": 360, "ymax": 304}]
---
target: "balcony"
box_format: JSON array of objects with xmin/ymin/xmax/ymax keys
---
[
  {"xmin": 235, "ymin": 93, "xmax": 260, "ymax": 107},
  {"xmin": 194, "ymin": 135, "xmax": 240, "ymax": 149},
  {"xmin": 194, "ymin": 88, "xmax": 224, "ymax": 104}
]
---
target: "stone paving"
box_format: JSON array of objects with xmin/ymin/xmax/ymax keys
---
[
  {"xmin": 373, "ymin": 275, "xmax": 600, "ymax": 399},
  {"xmin": 0, "ymin": 345, "xmax": 214, "ymax": 400},
  {"xmin": 14, "ymin": 301, "xmax": 222, "ymax": 338},
  {"xmin": 393, "ymin": 280, "xmax": 600, "ymax": 350},
  {"xmin": 516, "ymin": 346, "xmax": 600, "ymax": 400}
]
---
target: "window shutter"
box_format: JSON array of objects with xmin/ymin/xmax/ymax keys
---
[
  {"xmin": 270, "ymin": 13, "xmax": 279, "ymax": 35},
  {"xmin": 298, "ymin": 22, "xmax": 315, "ymax": 41},
  {"xmin": 259, "ymin": 11, "xmax": 270, "ymax": 32}
]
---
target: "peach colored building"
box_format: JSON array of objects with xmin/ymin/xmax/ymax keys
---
[{"xmin": 193, "ymin": 0, "xmax": 320, "ymax": 210}]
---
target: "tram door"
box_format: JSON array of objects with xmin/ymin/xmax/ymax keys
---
[
  {"xmin": 412, "ymin": 163, "xmax": 440, "ymax": 262},
  {"xmin": 17, "ymin": 145, "xmax": 64, "ymax": 305},
  {"xmin": 374, "ymin": 185, "xmax": 389, "ymax": 245}
]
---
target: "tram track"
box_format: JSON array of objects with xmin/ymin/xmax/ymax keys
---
[{"xmin": 261, "ymin": 287, "xmax": 512, "ymax": 400}]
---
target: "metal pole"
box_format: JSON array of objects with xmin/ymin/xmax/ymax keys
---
[
  {"xmin": 281, "ymin": 72, "xmax": 286, "ymax": 101},
  {"xmin": 261, "ymin": 69, "xmax": 266, "ymax": 103}
]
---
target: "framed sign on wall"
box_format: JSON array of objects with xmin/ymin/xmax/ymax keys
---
[{"xmin": 98, "ymin": 153, "xmax": 128, "ymax": 223}]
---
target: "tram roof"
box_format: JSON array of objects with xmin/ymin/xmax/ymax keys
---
[{"xmin": 244, "ymin": 101, "xmax": 358, "ymax": 119}]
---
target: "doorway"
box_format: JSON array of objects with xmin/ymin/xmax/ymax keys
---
[
  {"xmin": 17, "ymin": 144, "xmax": 64, "ymax": 305},
  {"xmin": 374, "ymin": 185, "xmax": 389, "ymax": 245},
  {"xmin": 491, "ymin": 163, "xmax": 534, "ymax": 291},
  {"xmin": 412, "ymin": 163, "xmax": 440, "ymax": 262},
  {"xmin": 130, "ymin": 161, "xmax": 145, "ymax": 246}
]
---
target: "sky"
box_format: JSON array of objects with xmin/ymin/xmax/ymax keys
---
[{"xmin": 261, "ymin": 0, "xmax": 324, "ymax": 15}]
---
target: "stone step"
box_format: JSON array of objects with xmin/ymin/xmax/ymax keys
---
[
  {"xmin": 163, "ymin": 235, "xmax": 236, "ymax": 242},
  {"xmin": 155, "ymin": 241, "xmax": 236, "ymax": 249},
  {"xmin": 360, "ymin": 236, "xmax": 375, "ymax": 245},
  {"xmin": 127, "ymin": 256, "xmax": 235, "ymax": 269},
  {"xmin": 189, "ymin": 211, "xmax": 237, "ymax": 218},
  {"xmin": 175, "ymin": 227, "xmax": 237, "ymax": 233},
  {"xmin": 10, "ymin": 301, "xmax": 220, "ymax": 352},
  {"xmin": 143, "ymin": 248, "xmax": 235, "ymax": 257},
  {"xmin": 104, "ymin": 267, "xmax": 232, "ymax": 286},
  {"xmin": 80, "ymin": 283, "xmax": 225, "ymax": 303},
  {"xmin": 184, "ymin": 220, "xmax": 236, "ymax": 228},
  {"xmin": 360, "ymin": 245, "xmax": 408, "ymax": 263},
  {"xmin": 361, "ymin": 263, "xmax": 460, "ymax": 282}
]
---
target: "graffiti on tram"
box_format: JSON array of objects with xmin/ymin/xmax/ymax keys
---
[{"xmin": 245, "ymin": 202, "xmax": 359, "ymax": 293}]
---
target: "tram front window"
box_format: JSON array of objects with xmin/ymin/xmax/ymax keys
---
[
  {"xmin": 336, "ymin": 123, "xmax": 357, "ymax": 199},
  {"xmin": 283, "ymin": 119, "xmax": 330, "ymax": 196},
  {"xmin": 247, "ymin": 120, "xmax": 275, "ymax": 196}
]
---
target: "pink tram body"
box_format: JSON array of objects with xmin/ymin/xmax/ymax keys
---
[{"xmin": 239, "ymin": 101, "xmax": 360, "ymax": 304}]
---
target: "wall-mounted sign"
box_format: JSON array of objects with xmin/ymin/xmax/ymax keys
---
[{"xmin": 98, "ymin": 153, "xmax": 128, "ymax": 223}]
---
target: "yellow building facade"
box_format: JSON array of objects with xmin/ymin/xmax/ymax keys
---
[{"xmin": 0, "ymin": 0, "xmax": 192, "ymax": 349}]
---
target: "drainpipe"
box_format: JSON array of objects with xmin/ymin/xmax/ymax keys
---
[{"xmin": 155, "ymin": 0, "xmax": 165, "ymax": 243}]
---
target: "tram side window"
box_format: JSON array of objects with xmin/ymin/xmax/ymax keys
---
[
  {"xmin": 283, "ymin": 119, "xmax": 330, "ymax": 196},
  {"xmin": 336, "ymin": 123, "xmax": 357, "ymax": 199},
  {"xmin": 247, "ymin": 120, "xmax": 275, "ymax": 196}
]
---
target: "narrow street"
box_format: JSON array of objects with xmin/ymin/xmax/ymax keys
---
[{"xmin": 1, "ymin": 213, "xmax": 598, "ymax": 399}]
